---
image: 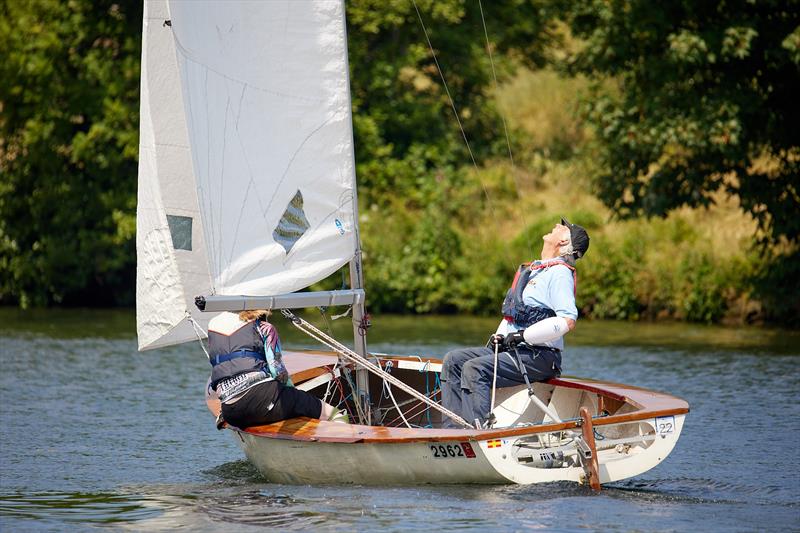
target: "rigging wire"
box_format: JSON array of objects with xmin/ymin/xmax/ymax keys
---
[
  {"xmin": 318, "ymin": 307, "xmax": 335, "ymax": 336},
  {"xmin": 186, "ymin": 313, "xmax": 211, "ymax": 360},
  {"xmin": 382, "ymin": 363, "xmax": 413, "ymax": 428},
  {"xmin": 411, "ymin": 0, "xmax": 477, "ymax": 169},
  {"xmin": 478, "ymin": 0, "xmax": 515, "ymax": 169},
  {"xmin": 385, "ymin": 389, "xmax": 441, "ymax": 428},
  {"xmin": 412, "ymin": 2, "xmax": 547, "ymax": 418},
  {"xmin": 282, "ymin": 309, "xmax": 473, "ymax": 428},
  {"xmin": 477, "ymin": 0, "xmax": 534, "ymax": 255},
  {"xmin": 411, "ymin": 0, "xmax": 517, "ymax": 271}
]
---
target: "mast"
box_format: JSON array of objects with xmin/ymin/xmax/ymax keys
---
[{"xmin": 340, "ymin": 0, "xmax": 372, "ymax": 425}]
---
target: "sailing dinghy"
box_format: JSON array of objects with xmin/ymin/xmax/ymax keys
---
[{"xmin": 136, "ymin": 0, "xmax": 689, "ymax": 487}]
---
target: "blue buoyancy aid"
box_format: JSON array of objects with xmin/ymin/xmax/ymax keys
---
[
  {"xmin": 207, "ymin": 318, "xmax": 268, "ymax": 389},
  {"xmin": 501, "ymin": 259, "xmax": 576, "ymax": 328}
]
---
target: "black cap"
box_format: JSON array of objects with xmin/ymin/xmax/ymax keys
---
[{"xmin": 561, "ymin": 217, "xmax": 590, "ymax": 260}]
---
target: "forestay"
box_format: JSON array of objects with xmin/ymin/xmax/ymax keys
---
[{"xmin": 137, "ymin": 0, "xmax": 358, "ymax": 351}]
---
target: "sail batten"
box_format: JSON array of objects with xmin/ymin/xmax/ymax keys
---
[{"xmin": 136, "ymin": 0, "xmax": 358, "ymax": 351}]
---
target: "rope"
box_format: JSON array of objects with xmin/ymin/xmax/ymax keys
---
[
  {"xmin": 490, "ymin": 340, "xmax": 499, "ymax": 420},
  {"xmin": 340, "ymin": 366, "xmax": 367, "ymax": 424},
  {"xmin": 281, "ymin": 309, "xmax": 474, "ymax": 428},
  {"xmin": 386, "ymin": 389, "xmax": 441, "ymax": 428},
  {"xmin": 381, "ymin": 361, "xmax": 413, "ymax": 428},
  {"xmin": 384, "ymin": 382, "xmax": 412, "ymax": 428},
  {"xmin": 330, "ymin": 306, "xmax": 352, "ymax": 320},
  {"xmin": 416, "ymin": 357, "xmax": 434, "ymax": 428}
]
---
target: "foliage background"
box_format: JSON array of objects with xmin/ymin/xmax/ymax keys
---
[{"xmin": 1, "ymin": 0, "xmax": 797, "ymax": 326}]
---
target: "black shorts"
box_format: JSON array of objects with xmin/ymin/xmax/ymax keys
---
[{"xmin": 221, "ymin": 380, "xmax": 322, "ymax": 429}]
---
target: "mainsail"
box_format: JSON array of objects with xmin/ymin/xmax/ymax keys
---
[{"xmin": 137, "ymin": 0, "xmax": 358, "ymax": 350}]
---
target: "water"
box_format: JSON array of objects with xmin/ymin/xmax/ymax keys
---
[{"xmin": 1, "ymin": 309, "xmax": 798, "ymax": 531}]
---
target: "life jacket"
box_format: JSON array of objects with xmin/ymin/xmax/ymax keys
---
[
  {"xmin": 501, "ymin": 259, "xmax": 576, "ymax": 328},
  {"xmin": 207, "ymin": 313, "xmax": 268, "ymax": 389}
]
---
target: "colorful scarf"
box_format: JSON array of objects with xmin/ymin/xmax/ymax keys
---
[{"xmin": 256, "ymin": 320, "xmax": 293, "ymax": 386}]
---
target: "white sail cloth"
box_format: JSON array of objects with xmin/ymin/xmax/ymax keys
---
[{"xmin": 137, "ymin": 0, "xmax": 358, "ymax": 350}]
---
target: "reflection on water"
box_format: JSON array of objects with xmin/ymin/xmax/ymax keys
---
[
  {"xmin": 0, "ymin": 309, "xmax": 798, "ymax": 531},
  {"xmin": 0, "ymin": 491, "xmax": 162, "ymax": 525}
]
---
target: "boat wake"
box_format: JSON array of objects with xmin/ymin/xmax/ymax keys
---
[
  {"xmin": 607, "ymin": 477, "xmax": 798, "ymax": 507},
  {"xmin": 193, "ymin": 490, "xmax": 333, "ymax": 529},
  {"xmin": 203, "ymin": 460, "xmax": 264, "ymax": 484}
]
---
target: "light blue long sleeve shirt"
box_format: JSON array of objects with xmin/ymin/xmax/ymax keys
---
[{"xmin": 496, "ymin": 258, "xmax": 577, "ymax": 351}]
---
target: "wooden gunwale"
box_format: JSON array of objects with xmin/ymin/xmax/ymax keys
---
[{"xmin": 236, "ymin": 351, "xmax": 689, "ymax": 444}]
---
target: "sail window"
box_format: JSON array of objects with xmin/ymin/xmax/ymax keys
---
[
  {"xmin": 166, "ymin": 215, "xmax": 193, "ymax": 251},
  {"xmin": 273, "ymin": 190, "xmax": 310, "ymax": 254}
]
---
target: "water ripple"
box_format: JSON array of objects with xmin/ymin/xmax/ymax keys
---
[
  {"xmin": 608, "ymin": 477, "xmax": 799, "ymax": 507},
  {"xmin": 0, "ymin": 491, "xmax": 162, "ymax": 524}
]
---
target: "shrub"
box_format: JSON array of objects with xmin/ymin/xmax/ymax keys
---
[
  {"xmin": 674, "ymin": 251, "xmax": 730, "ymax": 323},
  {"xmin": 578, "ymin": 234, "xmax": 643, "ymax": 320}
]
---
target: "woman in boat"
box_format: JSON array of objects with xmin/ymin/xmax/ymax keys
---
[
  {"xmin": 440, "ymin": 218, "xmax": 589, "ymax": 428},
  {"xmin": 205, "ymin": 309, "xmax": 347, "ymax": 429}
]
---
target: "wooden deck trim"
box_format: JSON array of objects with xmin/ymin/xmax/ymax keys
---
[
  {"xmin": 241, "ymin": 403, "xmax": 690, "ymax": 444},
  {"xmin": 234, "ymin": 350, "xmax": 690, "ymax": 444},
  {"xmin": 238, "ymin": 352, "xmax": 689, "ymax": 443}
]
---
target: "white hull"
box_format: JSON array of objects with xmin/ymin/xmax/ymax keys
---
[
  {"xmin": 233, "ymin": 414, "xmax": 684, "ymax": 485},
  {"xmin": 214, "ymin": 353, "xmax": 689, "ymax": 486}
]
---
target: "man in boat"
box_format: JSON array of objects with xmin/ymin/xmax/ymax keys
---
[
  {"xmin": 441, "ymin": 218, "xmax": 589, "ymax": 428},
  {"xmin": 205, "ymin": 310, "xmax": 348, "ymax": 428}
]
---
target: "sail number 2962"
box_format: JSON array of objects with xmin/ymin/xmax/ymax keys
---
[{"xmin": 429, "ymin": 442, "xmax": 476, "ymax": 459}]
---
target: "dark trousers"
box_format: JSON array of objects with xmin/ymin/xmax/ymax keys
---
[
  {"xmin": 440, "ymin": 345, "xmax": 561, "ymax": 428},
  {"xmin": 221, "ymin": 381, "xmax": 322, "ymax": 429}
]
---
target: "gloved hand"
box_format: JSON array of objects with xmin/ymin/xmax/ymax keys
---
[
  {"xmin": 487, "ymin": 333, "xmax": 505, "ymax": 350},
  {"xmin": 502, "ymin": 330, "xmax": 526, "ymax": 351},
  {"xmin": 487, "ymin": 330, "xmax": 526, "ymax": 352}
]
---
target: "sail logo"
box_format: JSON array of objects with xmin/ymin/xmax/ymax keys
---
[
  {"xmin": 273, "ymin": 190, "xmax": 311, "ymax": 254},
  {"xmin": 335, "ymin": 219, "xmax": 345, "ymax": 235}
]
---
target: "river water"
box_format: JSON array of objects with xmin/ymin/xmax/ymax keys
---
[{"xmin": 1, "ymin": 309, "xmax": 798, "ymax": 531}]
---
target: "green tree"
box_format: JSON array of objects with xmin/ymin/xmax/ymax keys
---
[
  {"xmin": 0, "ymin": 0, "xmax": 556, "ymax": 308},
  {"xmin": 555, "ymin": 0, "xmax": 800, "ymax": 243},
  {"xmin": 0, "ymin": 0, "xmax": 141, "ymax": 306},
  {"xmin": 346, "ymin": 0, "xmax": 557, "ymax": 208}
]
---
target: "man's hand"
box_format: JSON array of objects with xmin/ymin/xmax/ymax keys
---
[
  {"xmin": 487, "ymin": 330, "xmax": 525, "ymax": 352},
  {"xmin": 487, "ymin": 334, "xmax": 505, "ymax": 350},
  {"xmin": 503, "ymin": 330, "xmax": 526, "ymax": 350}
]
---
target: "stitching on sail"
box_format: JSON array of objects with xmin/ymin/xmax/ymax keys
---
[
  {"xmin": 166, "ymin": 7, "xmax": 352, "ymax": 292},
  {"xmin": 220, "ymin": 83, "xmax": 254, "ymax": 286},
  {"xmin": 172, "ymin": 32, "xmax": 324, "ymax": 104},
  {"xmin": 231, "ymin": 115, "xmax": 342, "ymax": 283},
  {"xmin": 225, "ymin": 124, "xmax": 267, "ymax": 273},
  {"xmin": 179, "ymin": 55, "xmax": 217, "ymax": 292},
  {"xmin": 191, "ymin": 65, "xmax": 219, "ymax": 291},
  {"xmin": 216, "ymin": 95, "xmax": 231, "ymax": 285},
  {"xmin": 261, "ymin": 114, "xmax": 336, "ymax": 217}
]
